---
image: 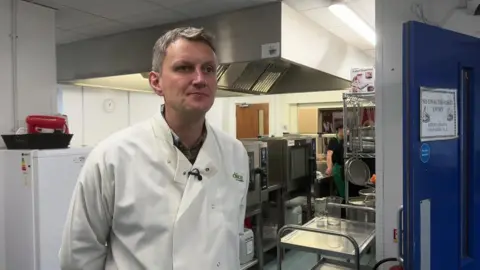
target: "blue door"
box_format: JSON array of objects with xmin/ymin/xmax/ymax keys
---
[{"xmin": 403, "ymin": 21, "xmax": 480, "ymax": 270}]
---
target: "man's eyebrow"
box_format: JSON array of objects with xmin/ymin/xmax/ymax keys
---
[
  {"xmin": 203, "ymin": 60, "xmax": 216, "ymax": 65},
  {"xmin": 172, "ymin": 59, "xmax": 217, "ymax": 66}
]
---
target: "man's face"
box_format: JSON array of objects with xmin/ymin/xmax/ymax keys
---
[
  {"xmin": 338, "ymin": 128, "xmax": 344, "ymax": 139},
  {"xmin": 149, "ymin": 38, "xmax": 217, "ymax": 116}
]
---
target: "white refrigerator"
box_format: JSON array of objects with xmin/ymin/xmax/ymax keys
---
[{"xmin": 0, "ymin": 148, "xmax": 91, "ymax": 270}]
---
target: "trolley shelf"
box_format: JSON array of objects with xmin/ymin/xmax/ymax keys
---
[
  {"xmin": 280, "ymin": 217, "xmax": 375, "ymax": 259},
  {"xmin": 240, "ymin": 259, "xmax": 258, "ymax": 270},
  {"xmin": 263, "ymin": 238, "xmax": 277, "ymax": 252},
  {"xmin": 312, "ymin": 258, "xmax": 373, "ymax": 270},
  {"xmin": 246, "ymin": 206, "xmax": 261, "ymax": 218}
]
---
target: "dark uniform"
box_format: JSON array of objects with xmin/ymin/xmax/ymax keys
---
[
  {"xmin": 327, "ymin": 136, "xmax": 363, "ymax": 198},
  {"xmin": 327, "ymin": 136, "xmax": 346, "ymax": 197}
]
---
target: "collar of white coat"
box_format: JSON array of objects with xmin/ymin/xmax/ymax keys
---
[{"xmin": 150, "ymin": 110, "xmax": 213, "ymax": 147}]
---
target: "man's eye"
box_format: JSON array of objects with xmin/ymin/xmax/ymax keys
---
[
  {"xmin": 176, "ymin": 66, "xmax": 193, "ymax": 72},
  {"xmin": 204, "ymin": 66, "xmax": 215, "ymax": 73}
]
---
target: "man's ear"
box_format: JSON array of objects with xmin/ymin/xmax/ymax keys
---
[{"xmin": 149, "ymin": 71, "xmax": 163, "ymax": 96}]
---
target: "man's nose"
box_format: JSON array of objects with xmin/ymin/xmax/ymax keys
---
[{"xmin": 192, "ymin": 68, "xmax": 207, "ymax": 88}]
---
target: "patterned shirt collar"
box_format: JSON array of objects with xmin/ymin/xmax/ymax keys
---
[{"xmin": 160, "ymin": 104, "xmax": 207, "ymax": 164}]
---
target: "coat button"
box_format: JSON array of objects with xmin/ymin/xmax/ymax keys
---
[
  {"xmin": 206, "ymin": 167, "xmax": 210, "ymax": 172},
  {"xmin": 216, "ymin": 262, "xmax": 221, "ymax": 267},
  {"xmin": 211, "ymin": 204, "xmax": 215, "ymax": 209},
  {"xmin": 183, "ymin": 171, "xmax": 186, "ymax": 175}
]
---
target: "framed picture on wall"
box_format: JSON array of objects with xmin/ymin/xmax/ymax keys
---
[
  {"xmin": 320, "ymin": 109, "xmax": 343, "ymax": 133},
  {"xmin": 320, "ymin": 110, "xmax": 334, "ymax": 133}
]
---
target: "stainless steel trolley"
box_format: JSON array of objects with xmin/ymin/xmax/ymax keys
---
[{"xmin": 276, "ymin": 203, "xmax": 376, "ymax": 270}]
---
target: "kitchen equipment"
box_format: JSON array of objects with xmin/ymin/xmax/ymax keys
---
[
  {"xmin": 1, "ymin": 133, "xmax": 74, "ymax": 150},
  {"xmin": 2, "ymin": 115, "xmax": 73, "ymax": 150},
  {"xmin": 326, "ymin": 196, "xmax": 344, "ymax": 226},
  {"xmin": 241, "ymin": 138, "xmax": 283, "ymax": 191},
  {"xmin": 26, "ymin": 115, "xmax": 69, "ymax": 134},
  {"xmin": 314, "ymin": 197, "xmax": 328, "ymax": 227},
  {"xmin": 285, "ymin": 205, "xmax": 302, "ymax": 225},
  {"xmin": 242, "ymin": 136, "xmax": 316, "ymax": 193},
  {"xmin": 239, "ymin": 228, "xmax": 255, "ymax": 265},
  {"xmin": 314, "ymin": 197, "xmax": 327, "ymax": 217},
  {"xmin": 348, "ymin": 138, "xmax": 375, "ymax": 152},
  {"xmin": 282, "ymin": 136, "xmax": 316, "ymax": 192},
  {"xmin": 359, "ymin": 188, "xmax": 376, "ymax": 197},
  {"xmin": 347, "ymin": 196, "xmax": 375, "ymax": 223},
  {"xmin": 345, "ymin": 158, "xmax": 371, "ymax": 186},
  {"xmin": 240, "ymin": 141, "xmax": 263, "ymax": 207},
  {"xmin": 358, "ymin": 126, "xmax": 375, "ymax": 138},
  {"xmin": 1, "ymin": 148, "xmax": 91, "ymax": 270}
]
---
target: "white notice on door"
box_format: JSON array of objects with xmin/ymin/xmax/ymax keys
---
[{"xmin": 420, "ymin": 87, "xmax": 458, "ymax": 141}]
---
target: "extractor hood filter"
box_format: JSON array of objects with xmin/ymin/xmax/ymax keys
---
[{"xmin": 251, "ymin": 63, "xmax": 288, "ymax": 93}]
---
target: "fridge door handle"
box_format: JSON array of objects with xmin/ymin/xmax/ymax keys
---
[{"xmin": 397, "ymin": 205, "xmax": 404, "ymax": 264}]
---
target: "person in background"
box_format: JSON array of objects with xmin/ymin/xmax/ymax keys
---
[
  {"xmin": 59, "ymin": 27, "xmax": 249, "ymax": 270},
  {"xmin": 326, "ymin": 125, "xmax": 346, "ymax": 197},
  {"xmin": 326, "ymin": 125, "xmax": 364, "ymax": 199}
]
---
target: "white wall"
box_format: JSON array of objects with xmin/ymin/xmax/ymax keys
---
[
  {"xmin": 0, "ymin": 1, "xmax": 56, "ymax": 268},
  {"xmin": 0, "ymin": 1, "xmax": 56, "ymax": 142},
  {"xmin": 0, "ymin": 0, "xmax": 12, "ymax": 264},
  {"xmin": 375, "ymin": 0, "xmax": 479, "ymax": 267},
  {"xmin": 60, "ymin": 84, "xmax": 347, "ymax": 146},
  {"xmin": 60, "ymin": 85, "xmax": 162, "ymax": 146}
]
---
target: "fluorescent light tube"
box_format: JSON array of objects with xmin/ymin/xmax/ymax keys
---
[{"xmin": 328, "ymin": 3, "xmax": 376, "ymax": 46}]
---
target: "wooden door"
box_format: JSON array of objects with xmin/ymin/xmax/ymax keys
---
[{"xmin": 236, "ymin": 103, "xmax": 269, "ymax": 139}]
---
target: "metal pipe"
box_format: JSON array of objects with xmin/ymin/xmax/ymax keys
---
[
  {"xmin": 342, "ymin": 93, "xmax": 349, "ymax": 203},
  {"xmin": 328, "ymin": 202, "xmax": 376, "ymax": 213},
  {"xmin": 11, "ymin": 0, "xmax": 19, "ymax": 131}
]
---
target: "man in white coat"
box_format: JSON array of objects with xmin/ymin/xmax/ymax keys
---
[{"xmin": 59, "ymin": 27, "xmax": 250, "ymax": 270}]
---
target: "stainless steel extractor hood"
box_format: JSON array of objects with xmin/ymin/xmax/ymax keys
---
[
  {"xmin": 57, "ymin": 2, "xmax": 364, "ymax": 95},
  {"xmin": 215, "ymin": 59, "xmax": 349, "ymax": 95}
]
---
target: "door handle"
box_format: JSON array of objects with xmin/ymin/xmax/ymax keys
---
[{"xmin": 397, "ymin": 205, "xmax": 404, "ymax": 264}]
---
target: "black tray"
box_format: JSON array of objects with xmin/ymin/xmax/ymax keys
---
[{"xmin": 1, "ymin": 133, "xmax": 73, "ymax": 150}]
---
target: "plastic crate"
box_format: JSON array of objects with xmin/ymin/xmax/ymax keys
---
[{"xmin": 1, "ymin": 133, "xmax": 73, "ymax": 150}]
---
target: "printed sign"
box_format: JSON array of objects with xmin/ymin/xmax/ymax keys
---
[
  {"xmin": 261, "ymin": 42, "xmax": 280, "ymax": 59},
  {"xmin": 350, "ymin": 67, "xmax": 375, "ymax": 93},
  {"xmin": 420, "ymin": 87, "xmax": 458, "ymax": 141},
  {"xmin": 393, "ymin": 228, "xmax": 398, "ymax": 243}
]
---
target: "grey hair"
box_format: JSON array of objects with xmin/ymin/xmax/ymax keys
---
[{"xmin": 151, "ymin": 27, "xmax": 216, "ymax": 72}]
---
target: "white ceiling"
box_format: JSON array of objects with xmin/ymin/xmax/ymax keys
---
[
  {"xmin": 30, "ymin": 0, "xmax": 277, "ymax": 44},
  {"xmin": 31, "ymin": 0, "xmax": 374, "ymax": 56},
  {"xmin": 284, "ymin": 0, "xmax": 375, "ymax": 57}
]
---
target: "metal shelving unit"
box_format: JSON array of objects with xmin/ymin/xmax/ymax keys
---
[
  {"xmin": 242, "ymin": 204, "xmax": 264, "ymax": 270},
  {"xmin": 342, "ymin": 92, "xmax": 376, "ymax": 203},
  {"xmin": 242, "ymin": 183, "xmax": 284, "ymax": 270}
]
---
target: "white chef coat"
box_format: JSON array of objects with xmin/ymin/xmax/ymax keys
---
[{"xmin": 59, "ymin": 112, "xmax": 249, "ymax": 270}]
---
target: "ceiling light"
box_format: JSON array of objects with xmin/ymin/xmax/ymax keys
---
[{"xmin": 328, "ymin": 3, "xmax": 376, "ymax": 46}]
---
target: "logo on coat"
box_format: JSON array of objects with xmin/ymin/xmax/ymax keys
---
[{"xmin": 232, "ymin": 172, "xmax": 244, "ymax": 182}]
